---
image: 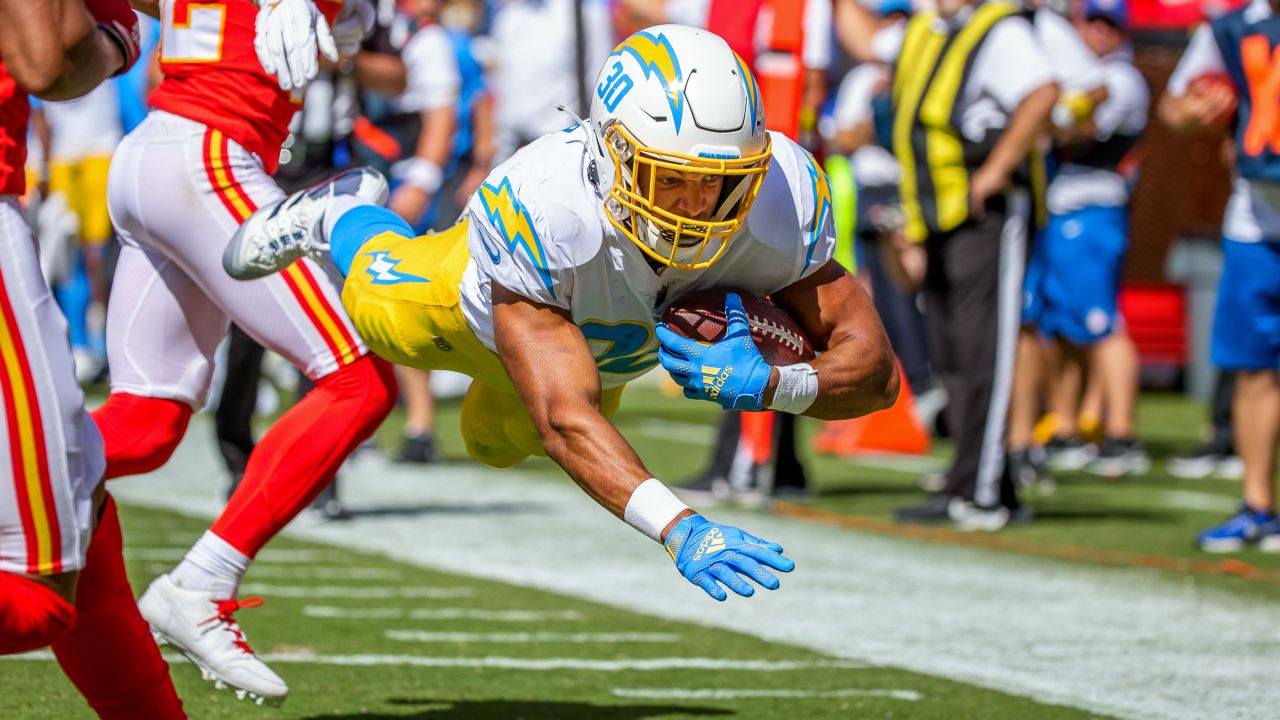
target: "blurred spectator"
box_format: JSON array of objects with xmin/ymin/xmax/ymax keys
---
[
  {"xmin": 867, "ymin": 0, "xmax": 1058, "ymax": 530},
  {"xmin": 490, "ymin": 0, "xmax": 613, "ymax": 162},
  {"xmin": 1167, "ymin": 371, "xmax": 1243, "ymax": 479},
  {"xmin": 1031, "ymin": 0, "xmax": 1149, "ymax": 479},
  {"xmin": 829, "ymin": 0, "xmax": 933, "ymax": 404},
  {"xmin": 1161, "ymin": 0, "xmax": 1280, "ymax": 551}
]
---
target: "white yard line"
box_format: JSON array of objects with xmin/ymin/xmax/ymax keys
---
[
  {"xmin": 612, "ymin": 688, "xmax": 922, "ymax": 701},
  {"xmin": 237, "ymin": 583, "xmax": 473, "ymax": 599},
  {"xmin": 142, "ymin": 564, "xmax": 403, "ymax": 581},
  {"xmin": 385, "ymin": 630, "xmax": 679, "ymax": 643},
  {"xmin": 305, "ymin": 606, "xmax": 583, "ymax": 621},
  {"xmin": 1156, "ymin": 490, "xmax": 1240, "ymax": 514},
  {"xmin": 3, "ymin": 650, "xmax": 862, "ymax": 672},
  {"xmin": 108, "ymin": 418, "xmax": 1280, "ymax": 720}
]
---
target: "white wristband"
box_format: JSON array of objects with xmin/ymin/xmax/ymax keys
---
[
  {"xmin": 392, "ymin": 157, "xmax": 443, "ymax": 195},
  {"xmin": 767, "ymin": 362, "xmax": 818, "ymax": 414},
  {"xmin": 623, "ymin": 478, "xmax": 690, "ymax": 543}
]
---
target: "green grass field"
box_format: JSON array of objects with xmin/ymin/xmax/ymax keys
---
[{"xmin": 1, "ymin": 384, "xmax": 1273, "ymax": 719}]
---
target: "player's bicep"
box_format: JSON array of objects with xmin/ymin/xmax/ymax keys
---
[
  {"xmin": 774, "ymin": 260, "xmax": 878, "ymax": 354},
  {"xmin": 0, "ymin": 0, "xmax": 92, "ymax": 92},
  {"xmin": 492, "ymin": 283, "xmax": 601, "ymax": 429}
]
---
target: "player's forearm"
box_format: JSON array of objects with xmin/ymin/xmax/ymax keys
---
[
  {"xmin": 791, "ymin": 327, "xmax": 899, "ymax": 421},
  {"xmin": 982, "ymin": 83, "xmax": 1059, "ymax": 181},
  {"xmin": 1159, "ymin": 94, "xmax": 1210, "ymax": 135},
  {"xmin": 354, "ymin": 52, "xmax": 407, "ymax": 95},
  {"xmin": 0, "ymin": 1, "xmax": 120, "ymax": 99},
  {"xmin": 533, "ymin": 403, "xmax": 653, "ymax": 518},
  {"xmin": 416, "ymin": 105, "xmax": 456, "ymax": 167}
]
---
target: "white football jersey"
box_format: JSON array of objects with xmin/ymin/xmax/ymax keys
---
[{"xmin": 458, "ymin": 126, "xmax": 835, "ymax": 388}]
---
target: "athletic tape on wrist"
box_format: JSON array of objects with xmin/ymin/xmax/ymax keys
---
[
  {"xmin": 396, "ymin": 157, "xmax": 443, "ymax": 195},
  {"xmin": 767, "ymin": 362, "xmax": 818, "ymax": 414},
  {"xmin": 623, "ymin": 478, "xmax": 690, "ymax": 543}
]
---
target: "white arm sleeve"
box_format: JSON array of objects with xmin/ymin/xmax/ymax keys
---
[{"xmin": 977, "ymin": 18, "xmax": 1055, "ymax": 113}]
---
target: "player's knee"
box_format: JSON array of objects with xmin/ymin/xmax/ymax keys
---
[
  {"xmin": 0, "ymin": 573, "xmax": 77, "ymax": 655},
  {"xmin": 322, "ymin": 355, "xmax": 399, "ymax": 423},
  {"xmin": 91, "ymin": 394, "xmax": 192, "ymax": 480}
]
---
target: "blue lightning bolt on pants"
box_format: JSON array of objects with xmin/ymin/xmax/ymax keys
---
[{"xmin": 330, "ymin": 205, "xmax": 416, "ymax": 277}]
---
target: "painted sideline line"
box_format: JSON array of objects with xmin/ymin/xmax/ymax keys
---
[
  {"xmin": 771, "ymin": 500, "xmax": 1280, "ymax": 583},
  {"xmin": 612, "ymin": 688, "xmax": 921, "ymax": 701},
  {"xmin": 125, "ymin": 548, "xmax": 329, "ymax": 563},
  {"xmin": 386, "ymin": 630, "xmax": 679, "ymax": 643},
  {"xmin": 4, "ymin": 651, "xmax": 866, "ymax": 672},
  {"xmin": 237, "ymin": 583, "xmax": 474, "ymax": 599},
  {"xmin": 305, "ymin": 606, "xmax": 583, "ymax": 621},
  {"xmin": 143, "ymin": 564, "xmax": 403, "ymax": 581}
]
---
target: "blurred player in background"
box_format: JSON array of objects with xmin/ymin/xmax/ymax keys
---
[
  {"xmin": 1028, "ymin": 0, "xmax": 1149, "ymax": 479},
  {"xmin": 1161, "ymin": 0, "xmax": 1280, "ymax": 552},
  {"xmin": 93, "ymin": 0, "xmax": 389, "ymax": 706},
  {"xmin": 0, "ymin": 0, "xmax": 188, "ymax": 717},
  {"xmin": 226, "ymin": 25, "xmax": 896, "ymax": 651}
]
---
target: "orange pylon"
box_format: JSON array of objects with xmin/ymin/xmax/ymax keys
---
[{"xmin": 813, "ymin": 362, "xmax": 931, "ymax": 456}]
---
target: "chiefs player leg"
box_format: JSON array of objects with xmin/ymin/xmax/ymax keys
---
[
  {"xmin": 105, "ymin": 112, "xmax": 395, "ymax": 703},
  {"xmin": 0, "ymin": 198, "xmax": 186, "ymax": 717}
]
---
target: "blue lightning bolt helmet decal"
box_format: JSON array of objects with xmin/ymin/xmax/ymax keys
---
[
  {"xmin": 610, "ymin": 31, "xmax": 685, "ymax": 133},
  {"xmin": 477, "ymin": 178, "xmax": 556, "ymax": 299},
  {"xmin": 362, "ymin": 251, "xmax": 428, "ymax": 285}
]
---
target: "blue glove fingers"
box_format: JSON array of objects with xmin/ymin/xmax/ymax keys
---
[
  {"xmin": 655, "ymin": 324, "xmax": 698, "ymax": 359},
  {"xmin": 736, "ymin": 542, "xmax": 796, "ymax": 573},
  {"xmin": 723, "ymin": 551, "xmax": 781, "ymax": 590},
  {"xmin": 723, "ymin": 292, "xmax": 751, "ymax": 340},
  {"xmin": 658, "ymin": 347, "xmax": 693, "ymax": 378},
  {"xmin": 683, "ymin": 387, "xmax": 701, "ymax": 400},
  {"xmin": 691, "ymin": 571, "xmax": 727, "ymax": 601},
  {"xmin": 741, "ymin": 531, "xmax": 785, "ymax": 554},
  {"xmin": 708, "ymin": 562, "xmax": 756, "ymax": 597}
]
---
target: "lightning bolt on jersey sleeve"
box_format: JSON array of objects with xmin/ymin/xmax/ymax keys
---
[
  {"xmin": 769, "ymin": 134, "xmax": 837, "ymax": 286},
  {"xmin": 467, "ymin": 175, "xmax": 578, "ymax": 310}
]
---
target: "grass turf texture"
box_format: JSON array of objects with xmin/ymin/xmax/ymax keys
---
[{"xmin": 1, "ymin": 503, "xmax": 1104, "ymax": 719}]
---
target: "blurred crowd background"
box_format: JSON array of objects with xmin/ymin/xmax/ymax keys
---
[{"xmin": 18, "ymin": 0, "xmax": 1260, "ymax": 541}]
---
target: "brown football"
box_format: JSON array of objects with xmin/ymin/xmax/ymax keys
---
[{"xmin": 662, "ymin": 288, "xmax": 817, "ymax": 365}]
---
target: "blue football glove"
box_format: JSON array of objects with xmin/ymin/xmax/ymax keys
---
[
  {"xmin": 663, "ymin": 514, "xmax": 795, "ymax": 601},
  {"xmin": 655, "ymin": 292, "xmax": 774, "ymax": 411}
]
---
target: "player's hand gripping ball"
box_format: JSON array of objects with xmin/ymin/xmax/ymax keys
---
[
  {"xmin": 254, "ymin": 0, "xmax": 340, "ymax": 91},
  {"xmin": 657, "ymin": 290, "xmax": 815, "ymax": 411},
  {"xmin": 664, "ymin": 514, "xmax": 795, "ymax": 601}
]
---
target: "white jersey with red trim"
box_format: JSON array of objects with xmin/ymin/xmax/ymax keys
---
[{"xmin": 457, "ymin": 126, "xmax": 834, "ymax": 389}]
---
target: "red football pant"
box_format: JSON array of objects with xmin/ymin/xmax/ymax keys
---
[
  {"xmin": 52, "ymin": 496, "xmax": 186, "ymax": 719},
  {"xmin": 212, "ymin": 355, "xmax": 396, "ymax": 556},
  {"xmin": 0, "ymin": 572, "xmax": 76, "ymax": 655},
  {"xmin": 91, "ymin": 393, "xmax": 192, "ymax": 480}
]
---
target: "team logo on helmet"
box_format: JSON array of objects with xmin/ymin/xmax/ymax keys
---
[{"xmin": 610, "ymin": 31, "xmax": 686, "ymax": 132}]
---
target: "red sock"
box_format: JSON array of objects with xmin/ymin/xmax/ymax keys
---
[
  {"xmin": 52, "ymin": 497, "xmax": 186, "ymax": 720},
  {"xmin": 91, "ymin": 393, "xmax": 192, "ymax": 480},
  {"xmin": 0, "ymin": 573, "xmax": 76, "ymax": 654},
  {"xmin": 212, "ymin": 355, "xmax": 396, "ymax": 555}
]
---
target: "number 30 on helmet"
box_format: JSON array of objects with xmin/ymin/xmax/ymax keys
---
[{"xmin": 589, "ymin": 24, "xmax": 772, "ymax": 270}]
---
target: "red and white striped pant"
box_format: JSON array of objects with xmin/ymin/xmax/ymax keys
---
[
  {"xmin": 0, "ymin": 197, "xmax": 103, "ymax": 576},
  {"xmin": 105, "ymin": 111, "xmax": 366, "ymax": 406}
]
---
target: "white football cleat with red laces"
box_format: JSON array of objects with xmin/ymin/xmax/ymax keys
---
[{"xmin": 138, "ymin": 574, "xmax": 287, "ymax": 706}]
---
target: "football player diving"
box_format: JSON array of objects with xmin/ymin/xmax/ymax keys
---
[{"xmin": 226, "ymin": 23, "xmax": 897, "ymax": 615}]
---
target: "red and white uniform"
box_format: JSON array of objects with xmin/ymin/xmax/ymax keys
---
[
  {"xmin": 107, "ymin": 0, "xmax": 365, "ymax": 406},
  {"xmin": 0, "ymin": 61, "xmax": 105, "ymax": 577}
]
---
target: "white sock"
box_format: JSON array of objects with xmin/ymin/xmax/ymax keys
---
[
  {"xmin": 321, "ymin": 194, "xmax": 376, "ymax": 243},
  {"xmin": 170, "ymin": 531, "xmax": 251, "ymax": 599}
]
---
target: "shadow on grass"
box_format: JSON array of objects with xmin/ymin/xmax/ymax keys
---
[{"xmin": 305, "ymin": 697, "xmax": 735, "ymax": 719}]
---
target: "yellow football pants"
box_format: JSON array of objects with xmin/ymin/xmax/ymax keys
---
[
  {"xmin": 48, "ymin": 155, "xmax": 113, "ymax": 245},
  {"xmin": 341, "ymin": 220, "xmax": 623, "ymax": 468}
]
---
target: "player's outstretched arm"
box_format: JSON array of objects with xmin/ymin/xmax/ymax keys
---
[
  {"xmin": 0, "ymin": 0, "xmax": 139, "ymax": 100},
  {"xmin": 492, "ymin": 284, "xmax": 794, "ymax": 600}
]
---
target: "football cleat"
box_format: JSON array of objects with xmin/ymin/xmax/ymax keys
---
[
  {"xmin": 138, "ymin": 574, "xmax": 288, "ymax": 706},
  {"xmin": 1196, "ymin": 505, "xmax": 1280, "ymax": 553},
  {"xmin": 223, "ymin": 166, "xmax": 388, "ymax": 280}
]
